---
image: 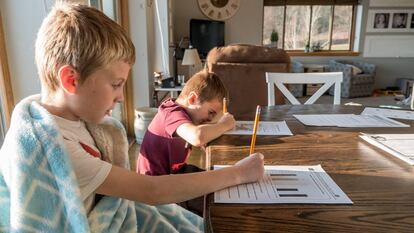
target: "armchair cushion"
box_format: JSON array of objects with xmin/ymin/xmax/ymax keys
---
[{"xmin": 349, "ymin": 64, "xmax": 363, "ymax": 75}]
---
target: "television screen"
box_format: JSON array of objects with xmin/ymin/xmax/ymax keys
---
[{"xmin": 190, "ymin": 19, "xmax": 224, "ymax": 59}]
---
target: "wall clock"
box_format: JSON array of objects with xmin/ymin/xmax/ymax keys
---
[{"xmin": 197, "ymin": 0, "xmax": 241, "ymax": 21}]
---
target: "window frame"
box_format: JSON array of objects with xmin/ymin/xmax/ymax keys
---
[
  {"xmin": 262, "ymin": 2, "xmax": 359, "ymax": 56},
  {"xmin": 117, "ymin": 0, "xmax": 135, "ymax": 137},
  {"xmin": 0, "ymin": 9, "xmax": 14, "ymax": 130},
  {"xmin": 91, "ymin": 0, "xmax": 135, "ymax": 137}
]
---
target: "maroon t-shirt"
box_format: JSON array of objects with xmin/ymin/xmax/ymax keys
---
[{"xmin": 137, "ymin": 99, "xmax": 193, "ymax": 175}]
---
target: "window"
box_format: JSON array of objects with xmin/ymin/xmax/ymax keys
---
[{"xmin": 263, "ymin": 0, "xmax": 358, "ymax": 52}]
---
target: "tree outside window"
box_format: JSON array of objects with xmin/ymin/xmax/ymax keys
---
[{"xmin": 263, "ymin": 4, "xmax": 355, "ymax": 52}]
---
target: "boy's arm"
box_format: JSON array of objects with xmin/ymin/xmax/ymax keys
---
[
  {"xmin": 176, "ymin": 113, "xmax": 235, "ymax": 146},
  {"xmin": 96, "ymin": 153, "xmax": 264, "ymax": 205}
]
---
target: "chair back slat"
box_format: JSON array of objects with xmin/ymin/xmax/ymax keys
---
[{"xmin": 266, "ymin": 72, "xmax": 343, "ymax": 105}]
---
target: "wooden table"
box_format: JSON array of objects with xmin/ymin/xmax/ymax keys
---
[{"xmin": 204, "ymin": 105, "xmax": 414, "ymax": 233}]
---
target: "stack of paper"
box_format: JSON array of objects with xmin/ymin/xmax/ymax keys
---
[
  {"xmin": 224, "ymin": 121, "xmax": 293, "ymax": 135},
  {"xmin": 360, "ymin": 134, "xmax": 414, "ymax": 165},
  {"xmin": 293, "ymin": 114, "xmax": 409, "ymax": 127},
  {"xmin": 214, "ymin": 165, "xmax": 352, "ymax": 204}
]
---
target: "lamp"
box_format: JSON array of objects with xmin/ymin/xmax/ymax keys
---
[{"xmin": 182, "ymin": 45, "xmax": 202, "ymax": 78}]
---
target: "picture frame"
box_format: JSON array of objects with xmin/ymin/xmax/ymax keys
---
[
  {"xmin": 370, "ymin": 0, "xmax": 414, "ymax": 7},
  {"xmin": 367, "ymin": 9, "xmax": 414, "ymax": 32},
  {"xmin": 411, "ymin": 13, "xmax": 414, "ymax": 29}
]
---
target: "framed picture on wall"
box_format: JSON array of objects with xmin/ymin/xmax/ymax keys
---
[
  {"xmin": 370, "ymin": 0, "xmax": 414, "ymax": 7},
  {"xmin": 392, "ymin": 13, "xmax": 408, "ymax": 28},
  {"xmin": 373, "ymin": 13, "xmax": 389, "ymax": 29},
  {"xmin": 367, "ymin": 10, "xmax": 414, "ymax": 32},
  {"xmin": 411, "ymin": 13, "xmax": 414, "ymax": 28}
]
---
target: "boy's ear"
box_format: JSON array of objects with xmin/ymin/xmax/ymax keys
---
[
  {"xmin": 58, "ymin": 65, "xmax": 79, "ymax": 94},
  {"xmin": 187, "ymin": 91, "xmax": 199, "ymax": 105}
]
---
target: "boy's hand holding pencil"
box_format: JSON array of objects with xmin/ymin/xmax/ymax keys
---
[
  {"xmin": 219, "ymin": 98, "xmax": 235, "ymax": 131},
  {"xmin": 218, "ymin": 113, "xmax": 236, "ymax": 131},
  {"xmin": 231, "ymin": 105, "xmax": 265, "ymax": 184},
  {"xmin": 233, "ymin": 153, "xmax": 265, "ymax": 184}
]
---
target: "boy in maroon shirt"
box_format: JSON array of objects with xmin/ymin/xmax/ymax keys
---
[{"xmin": 137, "ymin": 70, "xmax": 235, "ymax": 176}]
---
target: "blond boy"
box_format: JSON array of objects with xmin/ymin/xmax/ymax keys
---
[{"xmin": 0, "ymin": 3, "xmax": 264, "ymax": 231}]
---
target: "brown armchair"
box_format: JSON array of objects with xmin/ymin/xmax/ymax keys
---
[{"xmin": 206, "ymin": 44, "xmax": 290, "ymax": 117}]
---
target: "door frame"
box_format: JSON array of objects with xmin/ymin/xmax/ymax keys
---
[{"xmin": 0, "ymin": 9, "xmax": 14, "ymax": 129}]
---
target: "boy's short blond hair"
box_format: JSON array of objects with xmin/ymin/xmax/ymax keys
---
[
  {"xmin": 178, "ymin": 69, "xmax": 227, "ymax": 103},
  {"xmin": 35, "ymin": 3, "xmax": 135, "ymax": 93}
]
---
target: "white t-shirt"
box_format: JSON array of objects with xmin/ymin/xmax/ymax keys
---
[{"xmin": 54, "ymin": 115, "xmax": 112, "ymax": 213}]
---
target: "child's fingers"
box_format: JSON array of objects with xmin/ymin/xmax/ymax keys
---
[{"xmin": 250, "ymin": 152, "xmax": 264, "ymax": 160}]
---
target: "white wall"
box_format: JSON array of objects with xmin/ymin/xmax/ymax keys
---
[
  {"xmin": 0, "ymin": 0, "xmax": 45, "ymax": 102},
  {"xmin": 130, "ymin": 0, "xmax": 172, "ymax": 108},
  {"xmin": 173, "ymin": 0, "xmax": 263, "ymax": 45},
  {"xmin": 129, "ymin": 0, "xmax": 152, "ymax": 108},
  {"xmin": 152, "ymin": 0, "xmax": 170, "ymax": 76}
]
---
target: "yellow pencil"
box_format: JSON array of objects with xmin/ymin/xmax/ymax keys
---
[
  {"xmin": 223, "ymin": 97, "xmax": 227, "ymax": 113},
  {"xmin": 249, "ymin": 105, "xmax": 261, "ymax": 155}
]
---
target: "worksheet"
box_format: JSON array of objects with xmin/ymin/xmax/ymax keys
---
[
  {"xmin": 360, "ymin": 133, "xmax": 414, "ymax": 165},
  {"xmin": 214, "ymin": 165, "xmax": 353, "ymax": 204},
  {"xmin": 361, "ymin": 107, "xmax": 414, "ymax": 121},
  {"xmin": 293, "ymin": 114, "xmax": 409, "ymax": 127},
  {"xmin": 224, "ymin": 121, "xmax": 293, "ymax": 135}
]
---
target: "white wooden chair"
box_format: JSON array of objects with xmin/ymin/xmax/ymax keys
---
[{"xmin": 266, "ymin": 72, "xmax": 343, "ymax": 105}]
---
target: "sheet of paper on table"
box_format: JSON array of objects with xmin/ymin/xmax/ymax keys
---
[
  {"xmin": 224, "ymin": 121, "xmax": 293, "ymax": 135},
  {"xmin": 360, "ymin": 133, "xmax": 414, "ymax": 165},
  {"xmin": 214, "ymin": 165, "xmax": 353, "ymax": 204},
  {"xmin": 293, "ymin": 114, "xmax": 409, "ymax": 127},
  {"xmin": 361, "ymin": 107, "xmax": 414, "ymax": 121}
]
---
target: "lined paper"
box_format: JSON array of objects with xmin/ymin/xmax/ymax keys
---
[
  {"xmin": 293, "ymin": 114, "xmax": 409, "ymax": 127},
  {"xmin": 225, "ymin": 121, "xmax": 293, "ymax": 135},
  {"xmin": 214, "ymin": 165, "xmax": 352, "ymax": 204}
]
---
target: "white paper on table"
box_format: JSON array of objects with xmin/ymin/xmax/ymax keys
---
[
  {"xmin": 293, "ymin": 114, "xmax": 355, "ymax": 126},
  {"xmin": 224, "ymin": 121, "xmax": 293, "ymax": 135},
  {"xmin": 360, "ymin": 133, "xmax": 414, "ymax": 165},
  {"xmin": 361, "ymin": 107, "xmax": 414, "ymax": 121},
  {"xmin": 214, "ymin": 165, "xmax": 353, "ymax": 204},
  {"xmin": 293, "ymin": 114, "xmax": 409, "ymax": 128}
]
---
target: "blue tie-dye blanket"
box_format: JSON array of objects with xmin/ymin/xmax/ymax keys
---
[{"xmin": 0, "ymin": 95, "xmax": 203, "ymax": 232}]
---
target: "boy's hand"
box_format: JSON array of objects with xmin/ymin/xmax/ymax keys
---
[
  {"xmin": 218, "ymin": 113, "xmax": 236, "ymax": 131},
  {"xmin": 233, "ymin": 153, "xmax": 265, "ymax": 184}
]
